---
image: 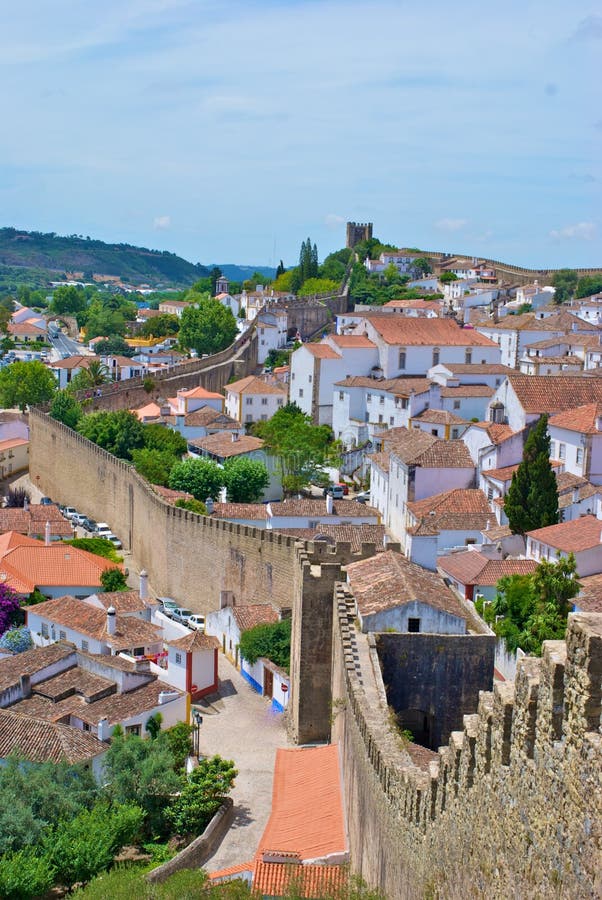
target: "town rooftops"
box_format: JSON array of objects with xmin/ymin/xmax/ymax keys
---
[
  {"xmin": 438, "ymin": 550, "xmax": 538, "ymax": 586},
  {"xmin": 576, "ymin": 574, "xmax": 602, "ymax": 613},
  {"xmin": 257, "ymin": 745, "xmax": 347, "ymax": 862},
  {"xmin": 232, "ymin": 604, "xmax": 280, "ymax": 631},
  {"xmin": 385, "ymin": 429, "xmax": 474, "ymax": 468},
  {"xmin": 346, "ymin": 550, "xmax": 467, "ymax": 622},
  {"xmin": 0, "ymin": 642, "xmax": 74, "ymax": 693},
  {"xmin": 177, "ymin": 407, "xmax": 240, "ymax": 428},
  {"xmin": 334, "ymin": 376, "xmax": 433, "ymax": 396},
  {"xmin": 151, "ymin": 485, "xmax": 194, "ymax": 504},
  {"xmin": 0, "ymin": 709, "xmax": 108, "ymax": 764},
  {"xmin": 277, "ymin": 524, "xmax": 387, "ymax": 553},
  {"xmin": 27, "ymin": 595, "xmax": 162, "ymax": 650},
  {"xmin": 506, "ymin": 375, "xmax": 602, "ymax": 414},
  {"xmin": 48, "ymin": 355, "xmax": 96, "ymax": 370},
  {"xmin": 85, "ymin": 590, "xmax": 152, "ymax": 615},
  {"xmin": 440, "ymin": 384, "xmax": 495, "ymax": 398},
  {"xmin": 226, "ymin": 375, "xmax": 288, "ymax": 394},
  {"xmin": 177, "ymin": 385, "xmax": 225, "ymax": 400},
  {"xmin": 267, "ymin": 499, "xmax": 379, "ymax": 518},
  {"xmin": 0, "ymin": 504, "xmax": 73, "ymax": 539},
  {"xmin": 189, "ymin": 432, "xmax": 265, "ymax": 459},
  {"xmin": 328, "ymin": 334, "xmax": 376, "ymax": 349},
  {"xmin": 436, "ymin": 363, "xmax": 514, "ymax": 375},
  {"xmin": 362, "ymin": 316, "xmax": 497, "ymax": 346},
  {"xmin": 0, "ymin": 533, "xmax": 119, "ymax": 593},
  {"xmin": 211, "ymin": 503, "xmax": 269, "ymax": 521},
  {"xmin": 252, "ymin": 862, "xmax": 348, "ymax": 898},
  {"xmin": 527, "ymin": 515, "xmax": 602, "ymax": 553},
  {"xmin": 407, "ymin": 489, "xmax": 492, "ymax": 534},
  {"xmin": 301, "ymin": 344, "xmax": 341, "ymax": 359},
  {"xmin": 166, "ymin": 631, "xmax": 220, "ymax": 652},
  {"xmin": 411, "ymin": 408, "xmax": 468, "ymax": 426},
  {"xmin": 466, "ymin": 421, "xmax": 517, "ymax": 444},
  {"xmin": 548, "ymin": 403, "xmax": 602, "ymax": 435}
]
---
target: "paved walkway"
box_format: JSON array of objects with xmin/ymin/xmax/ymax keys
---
[{"xmin": 198, "ymin": 653, "xmax": 290, "ymax": 872}]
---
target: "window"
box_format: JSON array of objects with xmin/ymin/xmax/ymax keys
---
[
  {"xmin": 175, "ymin": 652, "xmax": 183, "ymax": 665},
  {"xmin": 277, "ymin": 398, "xmax": 283, "ymax": 405},
  {"xmin": 308, "ymin": 375, "xmax": 312, "ymax": 383},
  {"xmin": 246, "ymin": 397, "xmax": 253, "ymax": 405},
  {"xmin": 59, "ymin": 630, "xmax": 66, "ymax": 640},
  {"xmin": 261, "ymin": 398, "xmax": 268, "ymax": 405},
  {"xmin": 399, "ymin": 350, "xmax": 406, "ymax": 369},
  {"xmin": 451, "ymin": 428, "xmax": 459, "ymax": 439},
  {"xmin": 339, "ymin": 392, "xmax": 345, "ymax": 401},
  {"xmin": 390, "ymin": 416, "xmax": 394, "ymax": 425},
  {"xmin": 261, "ymin": 414, "xmax": 267, "ymax": 420},
  {"xmin": 379, "ymin": 395, "xmax": 384, "ymax": 405},
  {"xmin": 465, "ymin": 350, "xmax": 472, "ymax": 364},
  {"xmin": 431, "ymin": 428, "xmax": 438, "ymax": 436},
  {"xmin": 453, "ymin": 400, "xmax": 461, "ymax": 410},
  {"xmin": 558, "ymin": 443, "xmax": 566, "ymax": 460},
  {"xmin": 245, "ymin": 414, "xmax": 253, "ymax": 423},
  {"xmin": 367, "ymin": 393, "xmax": 372, "ymax": 402},
  {"xmin": 291, "ymin": 373, "xmax": 295, "ymax": 380},
  {"xmin": 126, "ymin": 724, "xmax": 141, "ymax": 736},
  {"xmin": 83, "ymin": 722, "xmax": 90, "ymax": 732},
  {"xmin": 299, "ymin": 388, "xmax": 304, "ymax": 398},
  {"xmin": 308, "ymin": 520, "xmax": 318, "ymax": 528},
  {"xmin": 133, "ymin": 647, "xmax": 144, "ymax": 656},
  {"xmin": 81, "ymin": 640, "xmax": 88, "ymax": 652},
  {"xmin": 465, "ymin": 538, "xmax": 477, "ymax": 545},
  {"xmin": 432, "ymin": 348, "xmax": 440, "ymax": 366},
  {"xmin": 576, "ymin": 448, "xmax": 584, "ymax": 465},
  {"xmin": 41, "ymin": 623, "xmax": 49, "ymax": 638},
  {"xmin": 408, "ymin": 618, "xmax": 421, "ymax": 633}
]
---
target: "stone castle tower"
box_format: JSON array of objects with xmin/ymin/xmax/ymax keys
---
[{"xmin": 346, "ymin": 221, "xmax": 373, "ymax": 248}]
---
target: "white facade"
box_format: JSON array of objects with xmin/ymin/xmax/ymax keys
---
[
  {"xmin": 462, "ymin": 424, "xmax": 524, "ymax": 475},
  {"xmin": 332, "ymin": 379, "xmax": 439, "ymax": 447},
  {"xmin": 358, "ymin": 598, "xmax": 466, "ymax": 634},
  {"xmin": 548, "ymin": 423, "xmax": 602, "ymax": 485},
  {"xmin": 225, "ymin": 385, "xmax": 286, "ymax": 424}
]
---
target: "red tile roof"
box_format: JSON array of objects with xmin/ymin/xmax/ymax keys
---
[
  {"xmin": 412, "ymin": 409, "xmax": 468, "ymax": 426},
  {"xmin": 252, "ymin": 861, "xmax": 348, "ymax": 898},
  {"xmin": 166, "ymin": 631, "xmax": 220, "ymax": 651},
  {"xmin": 302, "ymin": 344, "xmax": 340, "ymax": 359},
  {"xmin": 328, "ymin": 334, "xmax": 375, "ymax": 348},
  {"xmin": 548, "ymin": 403, "xmax": 602, "ymax": 435},
  {"xmin": 268, "ymin": 499, "xmax": 379, "ymax": 518},
  {"xmin": 576, "ymin": 574, "xmax": 602, "ymax": 613},
  {"xmin": 0, "ymin": 709, "xmax": 108, "ymax": 764},
  {"xmin": 440, "ymin": 385, "xmax": 495, "ymax": 398},
  {"xmin": 407, "ymin": 489, "xmax": 492, "ymax": 533},
  {"xmin": 527, "ymin": 515, "xmax": 602, "ymax": 553},
  {"xmin": 467, "ymin": 422, "xmax": 517, "ymax": 444},
  {"xmin": 508, "ymin": 375, "xmax": 602, "ymax": 414},
  {"xmin": 178, "ymin": 386, "xmax": 224, "ymax": 400},
  {"xmin": 27, "ymin": 595, "xmax": 161, "ymax": 649},
  {"xmin": 365, "ymin": 317, "xmax": 497, "ymax": 347},
  {"xmin": 258, "ymin": 745, "xmax": 347, "ymax": 862},
  {"xmin": 334, "ymin": 376, "xmax": 433, "ymax": 396},
  {"xmin": 438, "ymin": 551, "xmax": 538, "ymax": 586},
  {"xmin": 277, "ymin": 524, "xmax": 386, "ymax": 552},
  {"xmin": 189, "ymin": 433, "xmax": 265, "ymax": 459},
  {"xmin": 346, "ymin": 550, "xmax": 467, "ymax": 621},
  {"xmin": 0, "ymin": 534, "xmax": 118, "ymax": 593},
  {"xmin": 226, "ymin": 375, "xmax": 287, "ymax": 395}
]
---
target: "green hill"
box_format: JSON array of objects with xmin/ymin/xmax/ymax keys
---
[{"xmin": 0, "ymin": 227, "xmax": 210, "ymax": 287}]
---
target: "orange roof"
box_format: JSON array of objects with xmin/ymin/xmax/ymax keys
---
[
  {"xmin": 328, "ymin": 334, "xmax": 376, "ymax": 348},
  {"xmin": 467, "ymin": 422, "xmax": 517, "ymax": 444},
  {"xmin": 365, "ymin": 317, "xmax": 497, "ymax": 347},
  {"xmin": 507, "ymin": 375, "xmax": 602, "ymax": 414},
  {"xmin": 253, "ymin": 861, "xmax": 348, "ymax": 898},
  {"xmin": 0, "ymin": 534, "xmax": 118, "ymax": 592},
  {"xmin": 132, "ymin": 402, "xmax": 162, "ymax": 420},
  {"xmin": 548, "ymin": 403, "xmax": 602, "ymax": 435},
  {"xmin": 527, "ymin": 515, "xmax": 602, "ymax": 553},
  {"xmin": 189, "ymin": 432, "xmax": 265, "ymax": 459},
  {"xmin": 258, "ymin": 745, "xmax": 347, "ymax": 862},
  {"xmin": 302, "ymin": 344, "xmax": 341, "ymax": 359},
  {"xmin": 178, "ymin": 386, "xmax": 224, "ymax": 400},
  {"xmin": 438, "ymin": 551, "xmax": 538, "ymax": 586},
  {"xmin": 226, "ymin": 375, "xmax": 288, "ymax": 395},
  {"xmin": 0, "ymin": 437, "xmax": 28, "ymax": 452}
]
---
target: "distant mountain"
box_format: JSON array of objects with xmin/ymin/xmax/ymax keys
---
[
  {"xmin": 211, "ymin": 263, "xmax": 277, "ymax": 282},
  {"xmin": 0, "ymin": 227, "xmax": 210, "ymax": 287}
]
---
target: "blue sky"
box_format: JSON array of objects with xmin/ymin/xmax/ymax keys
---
[{"xmin": 0, "ymin": 0, "xmax": 600, "ymax": 268}]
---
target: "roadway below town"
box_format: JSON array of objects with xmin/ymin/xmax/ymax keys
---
[{"xmin": 48, "ymin": 330, "xmax": 92, "ymax": 361}]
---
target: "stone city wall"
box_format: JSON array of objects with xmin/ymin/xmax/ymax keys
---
[{"xmin": 331, "ymin": 581, "xmax": 602, "ymax": 899}]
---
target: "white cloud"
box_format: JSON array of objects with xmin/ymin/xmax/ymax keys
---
[
  {"xmin": 324, "ymin": 213, "xmax": 345, "ymax": 229},
  {"xmin": 549, "ymin": 221, "xmax": 596, "ymax": 240},
  {"xmin": 435, "ymin": 218, "xmax": 468, "ymax": 232},
  {"xmin": 153, "ymin": 215, "xmax": 171, "ymax": 230}
]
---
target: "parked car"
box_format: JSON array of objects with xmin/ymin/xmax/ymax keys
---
[
  {"xmin": 355, "ymin": 490, "xmax": 371, "ymax": 504},
  {"xmin": 95, "ymin": 523, "xmax": 113, "ymax": 538},
  {"xmin": 81, "ymin": 517, "xmax": 97, "ymax": 533},
  {"xmin": 39, "ymin": 496, "xmax": 54, "ymax": 506},
  {"xmin": 188, "ymin": 614, "xmax": 205, "ymax": 632},
  {"xmin": 106, "ymin": 534, "xmax": 122, "ymax": 550},
  {"xmin": 72, "ymin": 513, "xmax": 88, "ymax": 527},
  {"xmin": 171, "ymin": 607, "xmax": 194, "ymax": 625},
  {"xmin": 323, "ymin": 484, "xmax": 345, "ymax": 500},
  {"xmin": 157, "ymin": 598, "xmax": 179, "ymax": 615},
  {"xmin": 63, "ymin": 507, "xmax": 78, "ymax": 520}
]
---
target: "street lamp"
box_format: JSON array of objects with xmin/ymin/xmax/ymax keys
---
[{"xmin": 192, "ymin": 710, "xmax": 203, "ymax": 758}]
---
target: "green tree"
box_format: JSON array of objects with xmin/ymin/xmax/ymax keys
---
[
  {"xmin": 132, "ymin": 448, "xmax": 178, "ymax": 486},
  {"xmin": 68, "ymin": 359, "xmax": 110, "ymax": 392},
  {"xmin": 142, "ymin": 423, "xmax": 187, "ymax": 456},
  {"xmin": 210, "ymin": 266, "xmax": 222, "ymax": 295},
  {"xmin": 50, "ymin": 284, "xmax": 87, "ymax": 316},
  {"xmin": 163, "ymin": 722, "xmax": 195, "ymax": 773},
  {"xmin": 552, "ymin": 268, "xmax": 578, "ymax": 304},
  {"xmin": 297, "ymin": 277, "xmax": 340, "ymax": 297},
  {"xmin": 239, "ymin": 618, "xmax": 291, "ymax": 669},
  {"xmin": 174, "ymin": 498, "xmax": 208, "ymax": 515},
  {"xmin": 168, "ymin": 458, "xmax": 225, "ymax": 500},
  {"xmin": 275, "ymin": 259, "xmax": 285, "ymax": 279},
  {"xmin": 77, "ymin": 410, "xmax": 146, "ymax": 460},
  {"xmin": 253, "ymin": 402, "xmax": 337, "ymax": 493},
  {"xmin": 178, "ymin": 298, "xmax": 237, "ymax": 357},
  {"xmin": 272, "ymin": 269, "xmax": 295, "ymax": 293},
  {"xmin": 440, "ymin": 271, "xmax": 458, "ymax": 284},
  {"xmin": 100, "ymin": 567, "xmax": 128, "ymax": 592},
  {"xmin": 140, "ymin": 313, "xmax": 180, "ymax": 338},
  {"xmin": 505, "ymin": 415, "xmax": 558, "ymax": 535},
  {"xmin": 166, "ymin": 756, "xmax": 237, "ymax": 838},
  {"xmin": 49, "ymin": 391, "xmax": 82, "ymax": 428},
  {"xmin": 145, "ymin": 712, "xmax": 163, "ymax": 739},
  {"xmin": 0, "ymin": 847, "xmax": 56, "ymax": 899},
  {"xmin": 575, "ymin": 274, "xmax": 602, "ymax": 299},
  {"xmin": 223, "ymin": 457, "xmax": 270, "ymax": 502},
  {"xmin": 103, "ymin": 732, "xmax": 183, "ymax": 838},
  {"xmin": 412, "ymin": 257, "xmax": 433, "ymax": 277},
  {"xmin": 0, "ymin": 360, "xmax": 57, "ymax": 411},
  {"xmin": 94, "ymin": 335, "xmax": 136, "ymax": 357}
]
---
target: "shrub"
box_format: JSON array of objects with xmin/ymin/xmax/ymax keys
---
[
  {"xmin": 239, "ymin": 618, "xmax": 291, "ymax": 670},
  {"xmin": 65, "ymin": 537, "xmax": 122, "ymax": 562},
  {"xmin": 101, "ymin": 567, "xmax": 128, "ymax": 592},
  {"xmin": 0, "ymin": 626, "xmax": 33, "ymax": 653},
  {"xmin": 174, "ymin": 498, "xmax": 207, "ymax": 515},
  {"xmin": 165, "ymin": 756, "xmax": 237, "ymax": 837},
  {"xmin": 0, "ymin": 848, "xmax": 55, "ymax": 900}
]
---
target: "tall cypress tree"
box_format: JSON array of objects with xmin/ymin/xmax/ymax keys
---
[
  {"xmin": 505, "ymin": 415, "xmax": 559, "ymax": 534},
  {"xmin": 311, "ymin": 242, "xmax": 319, "ymax": 278}
]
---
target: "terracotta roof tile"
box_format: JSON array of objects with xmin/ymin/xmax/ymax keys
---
[
  {"xmin": 0, "ymin": 643, "xmax": 75, "ymax": 693},
  {"xmin": 334, "ymin": 376, "xmax": 433, "ymax": 396},
  {"xmin": 440, "ymin": 363, "xmax": 513, "ymax": 375},
  {"xmin": 258, "ymin": 745, "xmax": 347, "ymax": 861},
  {"xmin": 189, "ymin": 433, "xmax": 265, "ymax": 459},
  {"xmin": 440, "ymin": 385, "xmax": 495, "ymax": 398},
  {"xmin": 411, "ymin": 409, "xmax": 468, "ymax": 425},
  {"xmin": 26, "ymin": 596, "xmax": 162, "ymax": 650},
  {"xmin": 328, "ymin": 334, "xmax": 376, "ymax": 348},
  {"xmin": 252, "ymin": 862, "xmax": 348, "ymax": 898},
  {"xmin": 368, "ymin": 451, "xmax": 390, "ymax": 474},
  {"xmin": 0, "ymin": 535, "xmax": 118, "ymax": 593},
  {"xmin": 407, "ymin": 489, "xmax": 492, "ymax": 533},
  {"xmin": 365, "ymin": 317, "xmax": 497, "ymax": 347},
  {"xmin": 548, "ymin": 403, "xmax": 602, "ymax": 435},
  {"xmin": 301, "ymin": 344, "xmax": 341, "ymax": 359},
  {"xmin": 0, "ymin": 709, "xmax": 108, "ymax": 764},
  {"xmin": 527, "ymin": 515, "xmax": 602, "ymax": 553},
  {"xmin": 232, "ymin": 604, "xmax": 279, "ymax": 631},
  {"xmin": 211, "ymin": 503, "xmax": 268, "ymax": 521},
  {"xmin": 576, "ymin": 574, "xmax": 602, "ymax": 613},
  {"xmin": 166, "ymin": 631, "xmax": 220, "ymax": 651},
  {"xmin": 178, "ymin": 386, "xmax": 224, "ymax": 400},
  {"xmin": 226, "ymin": 376, "xmax": 287, "ymax": 394},
  {"xmin": 507, "ymin": 375, "xmax": 602, "ymax": 414},
  {"xmin": 0, "ymin": 437, "xmax": 28, "ymax": 452},
  {"xmin": 152, "ymin": 485, "xmax": 194, "ymax": 504},
  {"xmin": 268, "ymin": 499, "xmax": 379, "ymax": 519},
  {"xmin": 438, "ymin": 551, "xmax": 538, "ymax": 586},
  {"xmin": 467, "ymin": 422, "xmax": 517, "ymax": 444},
  {"xmin": 346, "ymin": 550, "xmax": 467, "ymax": 621},
  {"xmin": 277, "ymin": 524, "xmax": 386, "ymax": 552}
]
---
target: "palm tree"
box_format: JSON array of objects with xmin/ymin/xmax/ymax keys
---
[{"xmin": 79, "ymin": 359, "xmax": 111, "ymax": 387}]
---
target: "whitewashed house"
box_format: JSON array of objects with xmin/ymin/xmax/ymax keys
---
[
  {"xmin": 526, "ymin": 516, "xmax": 602, "ymax": 578},
  {"xmin": 403, "ymin": 488, "xmax": 493, "ymax": 570},
  {"xmin": 225, "ymin": 375, "xmax": 287, "ymax": 424},
  {"xmin": 486, "ymin": 375, "xmax": 602, "ymax": 432},
  {"xmin": 548, "ymin": 403, "xmax": 602, "ymax": 485}
]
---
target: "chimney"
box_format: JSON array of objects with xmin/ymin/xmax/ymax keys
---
[
  {"xmin": 139, "ymin": 569, "xmax": 148, "ymax": 601},
  {"xmin": 23, "ymin": 497, "xmax": 29, "ymax": 511},
  {"xmin": 106, "ymin": 606, "xmax": 116, "ymax": 636},
  {"xmin": 232, "ymin": 432, "xmax": 239, "ymax": 442},
  {"xmin": 19, "ymin": 674, "xmax": 31, "ymax": 699},
  {"xmin": 44, "ymin": 521, "xmax": 51, "ymax": 546},
  {"xmin": 205, "ymin": 497, "xmax": 214, "ymax": 514},
  {"xmin": 97, "ymin": 717, "xmax": 110, "ymax": 742},
  {"xmin": 326, "ymin": 493, "xmax": 334, "ymax": 514}
]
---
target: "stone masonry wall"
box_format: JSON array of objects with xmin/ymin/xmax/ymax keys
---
[{"xmin": 332, "ymin": 582, "xmax": 602, "ymax": 899}]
